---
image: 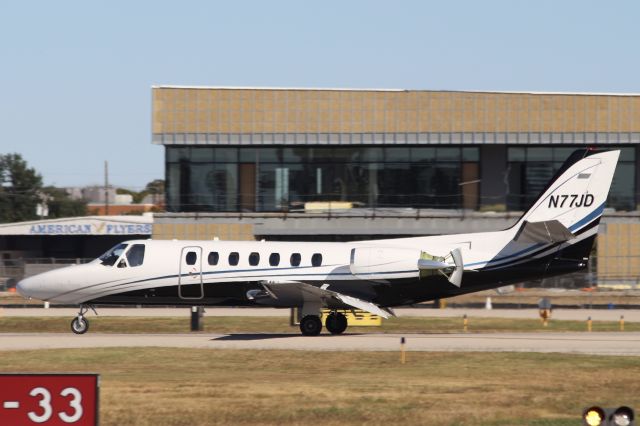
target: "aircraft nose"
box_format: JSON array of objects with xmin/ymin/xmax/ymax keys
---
[
  {"xmin": 16, "ymin": 266, "xmax": 83, "ymax": 302},
  {"xmin": 16, "ymin": 276, "xmax": 35, "ymax": 298},
  {"xmin": 16, "ymin": 274, "xmax": 55, "ymax": 300}
]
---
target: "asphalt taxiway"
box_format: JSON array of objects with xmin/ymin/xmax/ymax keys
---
[
  {"xmin": 3, "ymin": 307, "xmax": 639, "ymax": 355},
  {"xmin": 2, "ymin": 332, "xmax": 639, "ymax": 355}
]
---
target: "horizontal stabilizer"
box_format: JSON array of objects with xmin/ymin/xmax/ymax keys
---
[{"xmin": 514, "ymin": 220, "xmax": 575, "ymax": 244}]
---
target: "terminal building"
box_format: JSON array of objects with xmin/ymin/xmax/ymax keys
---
[
  {"xmin": 151, "ymin": 86, "xmax": 640, "ymax": 287},
  {"xmin": 153, "ymin": 86, "xmax": 639, "ymax": 215}
]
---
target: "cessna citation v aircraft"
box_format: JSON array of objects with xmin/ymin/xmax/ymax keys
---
[{"xmin": 17, "ymin": 149, "xmax": 619, "ymax": 336}]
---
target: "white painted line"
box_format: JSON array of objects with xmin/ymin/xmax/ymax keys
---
[{"xmin": 3, "ymin": 401, "xmax": 19, "ymax": 409}]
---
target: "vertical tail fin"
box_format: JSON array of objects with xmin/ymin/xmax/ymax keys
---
[{"xmin": 515, "ymin": 149, "xmax": 620, "ymax": 235}]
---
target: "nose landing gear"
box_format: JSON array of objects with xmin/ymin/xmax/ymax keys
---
[
  {"xmin": 71, "ymin": 316, "xmax": 89, "ymax": 334},
  {"xmin": 70, "ymin": 305, "xmax": 96, "ymax": 335}
]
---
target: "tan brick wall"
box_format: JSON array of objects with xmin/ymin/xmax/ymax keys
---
[
  {"xmin": 152, "ymin": 223, "xmax": 255, "ymax": 241},
  {"xmin": 597, "ymin": 223, "xmax": 640, "ymax": 282},
  {"xmin": 153, "ymin": 87, "xmax": 640, "ymax": 135}
]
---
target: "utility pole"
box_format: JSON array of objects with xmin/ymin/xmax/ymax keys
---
[{"xmin": 104, "ymin": 160, "xmax": 109, "ymax": 216}]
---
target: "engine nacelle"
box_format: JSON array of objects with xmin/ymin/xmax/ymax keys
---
[
  {"xmin": 350, "ymin": 246, "xmax": 464, "ymax": 286},
  {"xmin": 349, "ymin": 246, "xmax": 421, "ymax": 277}
]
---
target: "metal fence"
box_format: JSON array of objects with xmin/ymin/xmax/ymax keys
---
[
  {"xmin": 0, "ymin": 258, "xmax": 92, "ymax": 291},
  {"xmin": 165, "ymin": 191, "xmax": 638, "ymax": 215}
]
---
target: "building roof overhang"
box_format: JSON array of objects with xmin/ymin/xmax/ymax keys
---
[{"xmin": 0, "ymin": 216, "xmax": 153, "ymax": 236}]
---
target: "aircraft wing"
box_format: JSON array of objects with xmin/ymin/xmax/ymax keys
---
[
  {"xmin": 261, "ymin": 280, "xmax": 394, "ymax": 319},
  {"xmin": 513, "ymin": 220, "xmax": 575, "ymax": 243}
]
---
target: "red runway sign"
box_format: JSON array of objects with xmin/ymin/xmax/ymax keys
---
[{"xmin": 0, "ymin": 374, "xmax": 99, "ymax": 425}]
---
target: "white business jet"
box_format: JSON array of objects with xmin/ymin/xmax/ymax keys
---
[{"xmin": 17, "ymin": 149, "xmax": 620, "ymax": 336}]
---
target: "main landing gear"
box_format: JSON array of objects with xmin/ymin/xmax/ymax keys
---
[
  {"xmin": 299, "ymin": 311, "xmax": 348, "ymax": 336},
  {"xmin": 325, "ymin": 312, "xmax": 348, "ymax": 335},
  {"xmin": 70, "ymin": 305, "xmax": 96, "ymax": 335},
  {"xmin": 299, "ymin": 315, "xmax": 322, "ymax": 336}
]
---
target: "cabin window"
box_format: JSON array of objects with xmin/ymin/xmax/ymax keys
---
[
  {"xmin": 269, "ymin": 253, "xmax": 280, "ymax": 267},
  {"xmin": 249, "ymin": 252, "xmax": 260, "ymax": 266},
  {"xmin": 311, "ymin": 253, "xmax": 322, "ymax": 267},
  {"xmin": 99, "ymin": 243, "xmax": 128, "ymax": 267},
  {"xmin": 186, "ymin": 251, "xmax": 198, "ymax": 265},
  {"xmin": 290, "ymin": 253, "xmax": 301, "ymax": 267},
  {"xmin": 208, "ymin": 252, "xmax": 219, "ymax": 266},
  {"xmin": 126, "ymin": 244, "xmax": 146, "ymax": 267},
  {"xmin": 229, "ymin": 252, "xmax": 239, "ymax": 266}
]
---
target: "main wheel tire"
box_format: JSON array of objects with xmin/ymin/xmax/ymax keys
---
[
  {"xmin": 299, "ymin": 315, "xmax": 322, "ymax": 336},
  {"xmin": 71, "ymin": 316, "xmax": 89, "ymax": 334},
  {"xmin": 325, "ymin": 312, "xmax": 348, "ymax": 335}
]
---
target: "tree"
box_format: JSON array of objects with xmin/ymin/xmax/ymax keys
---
[
  {"xmin": 115, "ymin": 187, "xmax": 143, "ymax": 203},
  {"xmin": 42, "ymin": 186, "xmax": 88, "ymax": 218},
  {"xmin": 144, "ymin": 179, "xmax": 165, "ymax": 205},
  {"xmin": 0, "ymin": 154, "xmax": 43, "ymax": 223},
  {"xmin": 145, "ymin": 179, "xmax": 165, "ymax": 195},
  {"xmin": 115, "ymin": 179, "xmax": 165, "ymax": 204}
]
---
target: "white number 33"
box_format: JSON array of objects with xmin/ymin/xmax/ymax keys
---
[{"xmin": 28, "ymin": 386, "xmax": 83, "ymax": 423}]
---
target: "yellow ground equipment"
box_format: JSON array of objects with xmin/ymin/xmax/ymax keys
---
[{"xmin": 320, "ymin": 309, "xmax": 382, "ymax": 326}]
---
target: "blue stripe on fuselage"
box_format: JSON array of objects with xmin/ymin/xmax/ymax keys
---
[
  {"xmin": 569, "ymin": 202, "xmax": 604, "ymax": 232},
  {"xmin": 464, "ymin": 202, "xmax": 604, "ymax": 268}
]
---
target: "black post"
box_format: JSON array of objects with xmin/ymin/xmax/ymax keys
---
[{"xmin": 191, "ymin": 306, "xmax": 203, "ymax": 331}]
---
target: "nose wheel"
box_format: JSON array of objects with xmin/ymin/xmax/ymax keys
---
[
  {"xmin": 70, "ymin": 304, "xmax": 96, "ymax": 334},
  {"xmin": 71, "ymin": 316, "xmax": 89, "ymax": 334}
]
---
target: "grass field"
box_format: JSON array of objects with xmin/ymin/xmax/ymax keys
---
[
  {"xmin": 0, "ymin": 348, "xmax": 638, "ymax": 425},
  {"xmin": 0, "ymin": 315, "xmax": 637, "ymax": 334}
]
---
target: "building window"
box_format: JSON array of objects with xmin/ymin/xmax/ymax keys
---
[
  {"xmin": 208, "ymin": 252, "xmax": 219, "ymax": 266},
  {"xmin": 229, "ymin": 252, "xmax": 239, "ymax": 266},
  {"xmin": 290, "ymin": 253, "xmax": 301, "ymax": 267},
  {"xmin": 506, "ymin": 146, "xmax": 636, "ymax": 211},
  {"xmin": 311, "ymin": 253, "xmax": 322, "ymax": 267},
  {"xmin": 269, "ymin": 253, "xmax": 280, "ymax": 267},
  {"xmin": 165, "ymin": 145, "xmax": 481, "ymax": 212},
  {"xmin": 249, "ymin": 252, "xmax": 260, "ymax": 266}
]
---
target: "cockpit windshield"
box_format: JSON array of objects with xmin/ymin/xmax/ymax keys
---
[
  {"xmin": 99, "ymin": 243, "xmax": 128, "ymax": 266},
  {"xmin": 126, "ymin": 244, "xmax": 146, "ymax": 267}
]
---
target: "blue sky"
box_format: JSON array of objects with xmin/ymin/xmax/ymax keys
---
[{"xmin": 1, "ymin": 1, "xmax": 639, "ymax": 189}]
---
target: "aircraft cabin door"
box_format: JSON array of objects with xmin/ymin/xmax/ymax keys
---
[{"xmin": 179, "ymin": 246, "xmax": 204, "ymax": 299}]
